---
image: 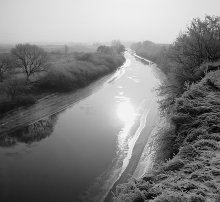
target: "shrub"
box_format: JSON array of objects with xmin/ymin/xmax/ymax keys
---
[
  {"xmin": 199, "ymin": 134, "xmax": 220, "ymax": 142},
  {"xmin": 208, "ymin": 124, "xmax": 220, "ymax": 133},
  {"xmin": 162, "ymin": 158, "xmax": 185, "ymax": 172},
  {"xmin": 210, "ymin": 169, "xmax": 220, "ymax": 176},
  {"xmin": 185, "ymin": 129, "xmax": 208, "ymax": 143},
  {"xmin": 188, "ymin": 194, "xmax": 206, "ymax": 202},
  {"xmin": 171, "ymin": 113, "xmax": 193, "ymax": 125},
  {"xmin": 15, "ymin": 95, "xmax": 36, "ymax": 106},
  {"xmin": 151, "ymin": 192, "xmax": 187, "ymax": 202},
  {"xmin": 37, "ymin": 70, "xmax": 78, "ymax": 92},
  {"xmin": 154, "ymin": 126, "xmax": 178, "ymax": 163},
  {"xmin": 183, "ymin": 162, "xmax": 203, "ymax": 174},
  {"xmin": 190, "ymin": 171, "xmax": 213, "ymax": 182},
  {"xmin": 193, "ymin": 139, "xmax": 219, "ymax": 150},
  {"xmin": 0, "ymin": 95, "xmax": 36, "ymax": 115},
  {"xmin": 178, "ymin": 145, "xmax": 199, "ymax": 159},
  {"xmin": 0, "ymin": 101, "xmax": 17, "ymax": 115},
  {"xmin": 37, "ymin": 50, "xmax": 124, "ymax": 93},
  {"xmin": 1, "ymin": 78, "xmax": 27, "ymax": 100}
]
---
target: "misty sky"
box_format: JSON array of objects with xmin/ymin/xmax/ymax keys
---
[{"xmin": 0, "ymin": 0, "xmax": 220, "ymax": 44}]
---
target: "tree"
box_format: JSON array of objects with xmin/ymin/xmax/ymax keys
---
[
  {"xmin": 64, "ymin": 45, "xmax": 69, "ymax": 54},
  {"xmin": 157, "ymin": 15, "xmax": 220, "ymax": 114},
  {"xmin": 0, "ymin": 55, "xmax": 13, "ymax": 82},
  {"xmin": 97, "ymin": 45, "xmax": 113, "ymax": 54},
  {"xmin": 11, "ymin": 44, "xmax": 48, "ymax": 81},
  {"xmin": 169, "ymin": 15, "xmax": 220, "ymax": 72},
  {"xmin": 161, "ymin": 15, "xmax": 220, "ymax": 96},
  {"xmin": 111, "ymin": 40, "xmax": 125, "ymax": 53}
]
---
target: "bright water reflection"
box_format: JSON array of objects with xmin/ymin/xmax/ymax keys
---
[
  {"xmin": 117, "ymin": 101, "xmax": 135, "ymax": 124},
  {"xmin": 116, "ymin": 99, "xmax": 136, "ymax": 151}
]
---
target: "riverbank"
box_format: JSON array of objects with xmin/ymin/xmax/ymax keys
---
[
  {"xmin": 102, "ymin": 53, "xmax": 163, "ymax": 202},
  {"xmin": 130, "ymin": 53, "xmax": 166, "ymax": 179},
  {"xmin": 0, "ymin": 44, "xmax": 125, "ymax": 116},
  {"xmin": 0, "ymin": 58, "xmax": 127, "ymax": 136},
  {"xmin": 104, "ymin": 100, "xmax": 160, "ymax": 202},
  {"xmin": 114, "ymin": 69, "xmax": 220, "ymax": 202}
]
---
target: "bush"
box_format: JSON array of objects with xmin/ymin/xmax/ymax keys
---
[
  {"xmin": 193, "ymin": 139, "xmax": 219, "ymax": 150},
  {"xmin": 37, "ymin": 70, "xmax": 78, "ymax": 92},
  {"xmin": 15, "ymin": 95, "xmax": 36, "ymax": 106},
  {"xmin": 199, "ymin": 134, "xmax": 220, "ymax": 142},
  {"xmin": 188, "ymin": 194, "xmax": 206, "ymax": 202},
  {"xmin": 162, "ymin": 158, "xmax": 185, "ymax": 172},
  {"xmin": 178, "ymin": 145, "xmax": 199, "ymax": 159},
  {"xmin": 185, "ymin": 128, "xmax": 208, "ymax": 143},
  {"xmin": 0, "ymin": 101, "xmax": 17, "ymax": 115},
  {"xmin": 154, "ymin": 126, "xmax": 178, "ymax": 163},
  {"xmin": 37, "ymin": 49, "xmax": 124, "ymax": 93},
  {"xmin": 183, "ymin": 162, "xmax": 203, "ymax": 174},
  {"xmin": 151, "ymin": 193, "xmax": 187, "ymax": 202},
  {"xmin": 0, "ymin": 95, "xmax": 36, "ymax": 115}
]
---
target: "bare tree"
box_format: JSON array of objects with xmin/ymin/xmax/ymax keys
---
[
  {"xmin": 0, "ymin": 55, "xmax": 13, "ymax": 82},
  {"xmin": 11, "ymin": 44, "xmax": 48, "ymax": 81}
]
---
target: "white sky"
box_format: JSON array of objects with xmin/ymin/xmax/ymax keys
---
[{"xmin": 0, "ymin": 0, "xmax": 220, "ymax": 44}]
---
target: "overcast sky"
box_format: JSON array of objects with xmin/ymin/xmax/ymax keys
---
[{"xmin": 0, "ymin": 0, "xmax": 220, "ymax": 44}]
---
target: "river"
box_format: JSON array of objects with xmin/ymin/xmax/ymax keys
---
[{"xmin": 0, "ymin": 51, "xmax": 161, "ymax": 202}]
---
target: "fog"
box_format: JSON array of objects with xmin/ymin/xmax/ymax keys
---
[{"xmin": 0, "ymin": 0, "xmax": 220, "ymax": 44}]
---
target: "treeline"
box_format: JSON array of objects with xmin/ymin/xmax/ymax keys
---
[
  {"xmin": 0, "ymin": 41, "xmax": 125, "ymax": 116},
  {"xmin": 115, "ymin": 15, "xmax": 220, "ymax": 201},
  {"xmin": 131, "ymin": 41, "xmax": 169, "ymax": 65}
]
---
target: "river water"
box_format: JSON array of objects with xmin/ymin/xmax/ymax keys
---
[{"xmin": 0, "ymin": 51, "xmax": 161, "ymax": 202}]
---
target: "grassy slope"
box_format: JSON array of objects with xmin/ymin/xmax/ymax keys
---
[{"xmin": 114, "ymin": 70, "xmax": 220, "ymax": 202}]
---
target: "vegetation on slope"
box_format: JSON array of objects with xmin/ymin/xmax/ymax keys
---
[
  {"xmin": 131, "ymin": 41, "xmax": 169, "ymax": 66},
  {"xmin": 114, "ymin": 15, "xmax": 220, "ymax": 202},
  {"xmin": 0, "ymin": 41, "xmax": 125, "ymax": 116},
  {"xmin": 114, "ymin": 70, "xmax": 220, "ymax": 202}
]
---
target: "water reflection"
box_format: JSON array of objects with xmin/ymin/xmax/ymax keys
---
[
  {"xmin": 116, "ymin": 98, "xmax": 137, "ymax": 153},
  {"xmin": 0, "ymin": 114, "xmax": 58, "ymax": 147},
  {"xmin": 117, "ymin": 101, "xmax": 135, "ymax": 124}
]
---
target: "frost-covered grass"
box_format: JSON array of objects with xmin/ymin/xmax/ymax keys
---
[{"xmin": 114, "ymin": 70, "xmax": 220, "ymax": 202}]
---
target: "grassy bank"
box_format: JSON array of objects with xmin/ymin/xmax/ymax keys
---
[
  {"xmin": 114, "ymin": 15, "xmax": 220, "ymax": 202},
  {"xmin": 0, "ymin": 44, "xmax": 125, "ymax": 117},
  {"xmin": 114, "ymin": 70, "xmax": 220, "ymax": 202}
]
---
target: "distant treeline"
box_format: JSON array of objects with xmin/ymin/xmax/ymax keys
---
[
  {"xmin": 0, "ymin": 41, "xmax": 125, "ymax": 116},
  {"xmin": 115, "ymin": 15, "xmax": 220, "ymax": 202},
  {"xmin": 131, "ymin": 40, "xmax": 169, "ymax": 64}
]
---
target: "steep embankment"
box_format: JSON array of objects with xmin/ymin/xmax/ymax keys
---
[{"xmin": 114, "ymin": 70, "xmax": 220, "ymax": 202}]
